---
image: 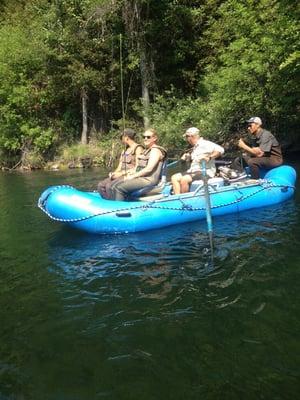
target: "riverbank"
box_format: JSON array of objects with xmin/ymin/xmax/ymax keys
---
[
  {"xmin": 0, "ymin": 141, "xmax": 120, "ymax": 172},
  {"xmin": 1, "ymin": 140, "xmax": 300, "ymax": 173}
]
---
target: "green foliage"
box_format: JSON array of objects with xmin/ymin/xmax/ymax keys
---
[
  {"xmin": 59, "ymin": 143, "xmax": 97, "ymax": 162},
  {"xmin": 22, "ymin": 150, "xmax": 45, "ymax": 169},
  {"xmin": 202, "ymin": 0, "xmax": 300, "ymax": 137},
  {"xmin": 0, "ymin": 20, "xmax": 53, "ymax": 154},
  {"xmin": 0, "ymin": 0, "xmax": 299, "ymax": 168},
  {"xmin": 20, "ymin": 124, "xmax": 58, "ymax": 153},
  {"xmin": 57, "ymin": 138, "xmax": 121, "ymax": 168},
  {"xmin": 147, "ymin": 88, "xmax": 225, "ymax": 153}
]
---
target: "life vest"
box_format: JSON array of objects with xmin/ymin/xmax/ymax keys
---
[
  {"xmin": 136, "ymin": 145, "xmax": 167, "ymax": 182},
  {"xmin": 120, "ymin": 144, "xmax": 144, "ymax": 171}
]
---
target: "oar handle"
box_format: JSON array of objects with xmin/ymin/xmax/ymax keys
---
[
  {"xmin": 166, "ymin": 160, "xmax": 180, "ymax": 168},
  {"xmin": 201, "ymin": 159, "xmax": 210, "ymax": 185}
]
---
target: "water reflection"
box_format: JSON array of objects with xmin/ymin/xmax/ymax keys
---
[
  {"xmin": 47, "ymin": 199, "xmax": 297, "ymax": 321},
  {"xmin": 1, "ymin": 166, "xmax": 299, "ymax": 399}
]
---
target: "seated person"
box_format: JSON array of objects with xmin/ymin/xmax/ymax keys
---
[
  {"xmin": 171, "ymin": 127, "xmax": 224, "ymax": 194},
  {"xmin": 97, "ymin": 128, "xmax": 143, "ymax": 199},
  {"xmin": 111, "ymin": 128, "xmax": 167, "ymax": 201},
  {"xmin": 235, "ymin": 116, "xmax": 283, "ymax": 179}
]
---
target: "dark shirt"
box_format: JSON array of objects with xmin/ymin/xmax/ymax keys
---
[{"xmin": 255, "ymin": 128, "xmax": 282, "ymax": 160}]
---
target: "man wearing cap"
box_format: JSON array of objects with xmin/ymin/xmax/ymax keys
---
[
  {"xmin": 237, "ymin": 117, "xmax": 283, "ymax": 179},
  {"xmin": 171, "ymin": 127, "xmax": 224, "ymax": 194}
]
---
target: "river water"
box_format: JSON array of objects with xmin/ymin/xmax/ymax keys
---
[{"xmin": 0, "ymin": 158, "xmax": 299, "ymax": 400}]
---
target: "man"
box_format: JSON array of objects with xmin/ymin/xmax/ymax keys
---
[
  {"xmin": 97, "ymin": 128, "xmax": 144, "ymax": 199},
  {"xmin": 111, "ymin": 128, "xmax": 167, "ymax": 201},
  {"xmin": 237, "ymin": 117, "xmax": 283, "ymax": 179},
  {"xmin": 171, "ymin": 127, "xmax": 224, "ymax": 194}
]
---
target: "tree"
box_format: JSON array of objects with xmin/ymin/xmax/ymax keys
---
[
  {"xmin": 37, "ymin": 0, "xmax": 121, "ymax": 142},
  {"xmin": 201, "ymin": 0, "xmax": 300, "ymax": 137},
  {"xmin": 0, "ymin": 10, "xmax": 58, "ymax": 166}
]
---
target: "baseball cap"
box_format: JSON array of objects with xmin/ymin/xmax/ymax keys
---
[
  {"xmin": 184, "ymin": 127, "xmax": 200, "ymax": 137},
  {"xmin": 247, "ymin": 117, "xmax": 262, "ymax": 125},
  {"xmin": 120, "ymin": 128, "xmax": 136, "ymax": 139}
]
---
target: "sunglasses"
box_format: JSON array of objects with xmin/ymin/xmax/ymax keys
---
[{"xmin": 143, "ymin": 135, "xmax": 152, "ymax": 139}]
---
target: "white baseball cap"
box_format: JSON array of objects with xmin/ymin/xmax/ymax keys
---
[
  {"xmin": 247, "ymin": 117, "xmax": 262, "ymax": 125},
  {"xmin": 184, "ymin": 127, "xmax": 200, "ymax": 136}
]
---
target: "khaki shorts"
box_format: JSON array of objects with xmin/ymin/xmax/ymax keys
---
[{"xmin": 186, "ymin": 171, "xmax": 203, "ymax": 181}]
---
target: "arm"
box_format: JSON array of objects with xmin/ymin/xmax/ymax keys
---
[
  {"xmin": 238, "ymin": 139, "xmax": 264, "ymax": 157},
  {"xmin": 209, "ymin": 149, "xmax": 223, "ymax": 160},
  {"xmin": 181, "ymin": 152, "xmax": 191, "ymax": 162},
  {"xmin": 195, "ymin": 151, "xmax": 222, "ymax": 163},
  {"xmin": 209, "ymin": 143, "xmax": 224, "ymax": 160},
  {"xmin": 195, "ymin": 143, "xmax": 224, "ymax": 162},
  {"xmin": 133, "ymin": 145, "xmax": 144, "ymax": 170},
  {"xmin": 110, "ymin": 153, "xmax": 125, "ymax": 179}
]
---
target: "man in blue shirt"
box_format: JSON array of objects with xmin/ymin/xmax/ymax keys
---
[{"xmin": 237, "ymin": 117, "xmax": 283, "ymax": 179}]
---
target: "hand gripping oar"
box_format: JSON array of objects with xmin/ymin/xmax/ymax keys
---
[{"xmin": 201, "ymin": 159, "xmax": 214, "ymax": 264}]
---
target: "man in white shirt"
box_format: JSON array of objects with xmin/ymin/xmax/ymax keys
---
[{"xmin": 171, "ymin": 127, "xmax": 224, "ymax": 194}]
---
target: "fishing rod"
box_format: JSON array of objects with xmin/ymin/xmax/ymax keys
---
[
  {"xmin": 119, "ymin": 34, "xmax": 125, "ymax": 132},
  {"xmin": 119, "ymin": 34, "xmax": 128, "ymax": 175}
]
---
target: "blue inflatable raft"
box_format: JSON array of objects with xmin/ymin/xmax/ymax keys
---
[{"xmin": 38, "ymin": 165, "xmax": 296, "ymax": 234}]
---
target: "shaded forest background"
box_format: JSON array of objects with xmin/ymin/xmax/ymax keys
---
[{"xmin": 0, "ymin": 0, "xmax": 299, "ymax": 169}]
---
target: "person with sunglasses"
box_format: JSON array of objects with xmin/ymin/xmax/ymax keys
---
[
  {"xmin": 97, "ymin": 128, "xmax": 144, "ymax": 199},
  {"xmin": 111, "ymin": 128, "xmax": 167, "ymax": 201},
  {"xmin": 235, "ymin": 117, "xmax": 283, "ymax": 179},
  {"xmin": 171, "ymin": 127, "xmax": 224, "ymax": 195}
]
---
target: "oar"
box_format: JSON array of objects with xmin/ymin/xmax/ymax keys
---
[
  {"xmin": 167, "ymin": 160, "xmax": 180, "ymax": 168},
  {"xmin": 201, "ymin": 159, "xmax": 214, "ymax": 264}
]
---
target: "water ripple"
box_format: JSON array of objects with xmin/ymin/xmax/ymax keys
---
[{"xmin": 44, "ymin": 204, "xmax": 299, "ymax": 328}]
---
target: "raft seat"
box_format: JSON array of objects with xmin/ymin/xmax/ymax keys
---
[{"xmin": 190, "ymin": 177, "xmax": 225, "ymax": 192}]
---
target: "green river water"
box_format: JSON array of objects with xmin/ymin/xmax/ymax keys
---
[{"xmin": 0, "ymin": 158, "xmax": 299, "ymax": 399}]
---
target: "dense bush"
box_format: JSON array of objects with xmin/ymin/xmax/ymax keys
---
[{"xmin": 0, "ymin": 0, "xmax": 298, "ymax": 168}]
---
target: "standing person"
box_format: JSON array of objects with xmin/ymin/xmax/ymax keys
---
[
  {"xmin": 97, "ymin": 128, "xmax": 144, "ymax": 199},
  {"xmin": 237, "ymin": 117, "xmax": 283, "ymax": 179},
  {"xmin": 171, "ymin": 127, "xmax": 224, "ymax": 195},
  {"xmin": 111, "ymin": 128, "xmax": 167, "ymax": 201}
]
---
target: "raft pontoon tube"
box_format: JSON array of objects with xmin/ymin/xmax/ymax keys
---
[{"xmin": 38, "ymin": 165, "xmax": 296, "ymax": 234}]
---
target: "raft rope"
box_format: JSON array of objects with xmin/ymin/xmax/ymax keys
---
[{"xmin": 38, "ymin": 182, "xmax": 295, "ymax": 224}]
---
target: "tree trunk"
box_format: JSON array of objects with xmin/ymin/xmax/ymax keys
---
[
  {"xmin": 140, "ymin": 43, "xmax": 150, "ymax": 129},
  {"xmin": 81, "ymin": 88, "xmax": 88, "ymax": 144},
  {"xmin": 123, "ymin": 0, "xmax": 153, "ymax": 129}
]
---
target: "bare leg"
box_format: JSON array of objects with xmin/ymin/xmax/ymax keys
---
[
  {"xmin": 180, "ymin": 175, "xmax": 192, "ymax": 193},
  {"xmin": 171, "ymin": 173, "xmax": 182, "ymax": 195}
]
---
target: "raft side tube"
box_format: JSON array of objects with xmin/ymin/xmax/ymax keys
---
[{"xmin": 264, "ymin": 165, "xmax": 297, "ymax": 187}]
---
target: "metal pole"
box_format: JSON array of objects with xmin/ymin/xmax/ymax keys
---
[{"xmin": 201, "ymin": 159, "xmax": 214, "ymax": 264}]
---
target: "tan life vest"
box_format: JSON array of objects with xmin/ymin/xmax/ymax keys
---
[
  {"xmin": 120, "ymin": 144, "xmax": 144, "ymax": 171},
  {"xmin": 136, "ymin": 145, "xmax": 167, "ymax": 182}
]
